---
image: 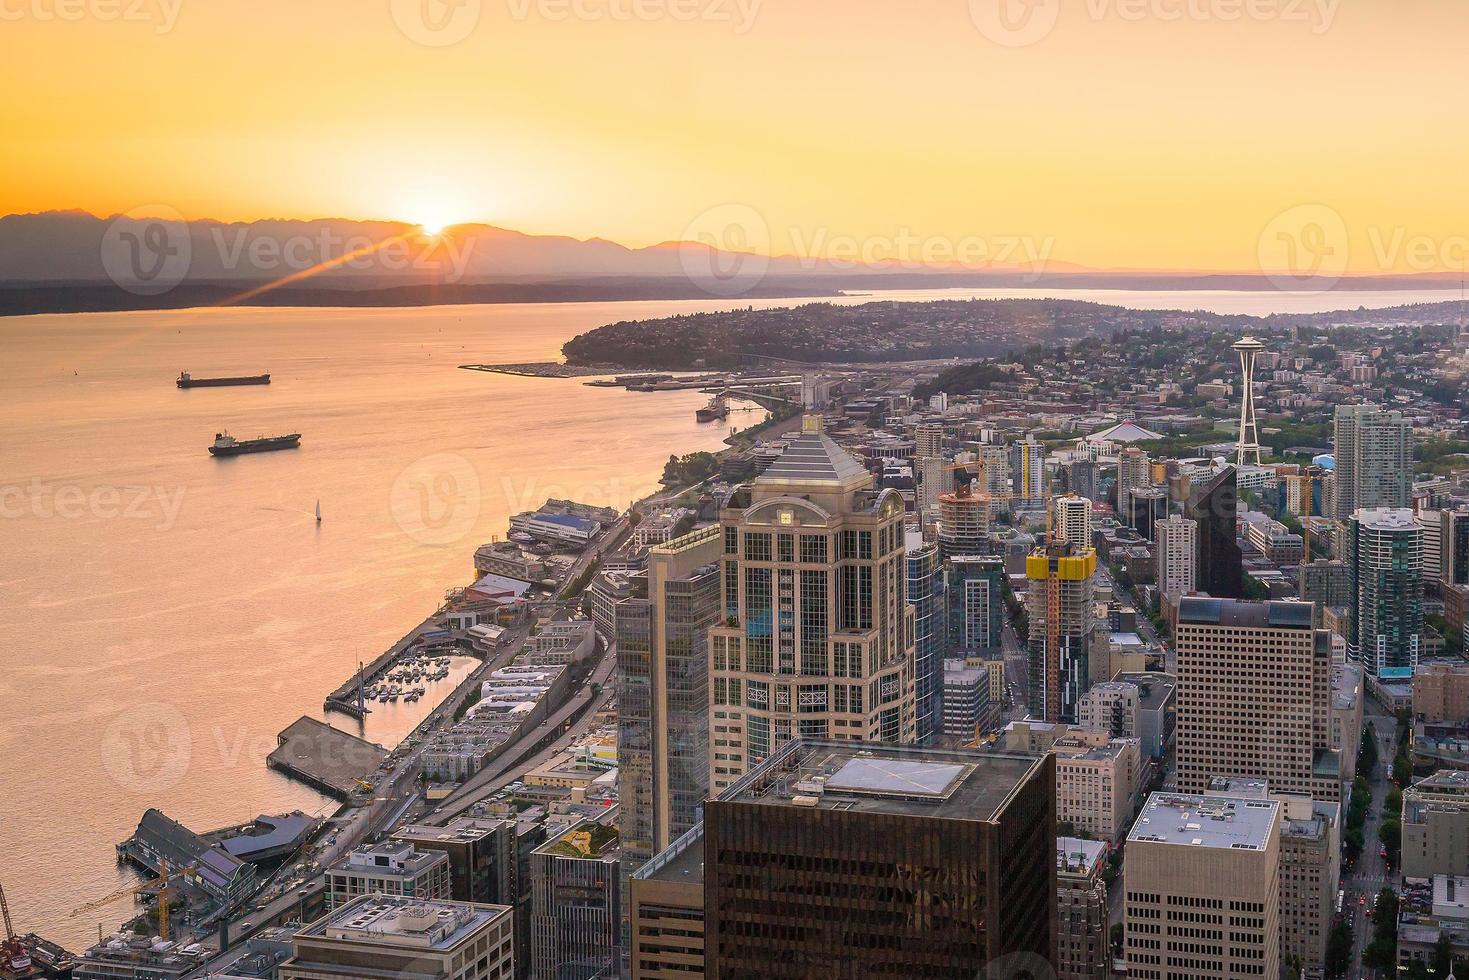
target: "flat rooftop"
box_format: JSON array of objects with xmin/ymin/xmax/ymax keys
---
[
  {"xmin": 717, "ymin": 740, "xmax": 1045, "ymax": 823},
  {"xmin": 1128, "ymin": 792, "xmax": 1279, "ymax": 851},
  {"xmin": 1177, "ymin": 596, "xmax": 1314, "ymax": 629},
  {"xmin": 296, "ymin": 894, "xmax": 506, "ymax": 951},
  {"xmin": 1057, "ymin": 836, "xmax": 1107, "ymax": 877},
  {"xmin": 636, "ymin": 826, "xmax": 706, "ymax": 887},
  {"xmin": 1113, "ymin": 672, "xmax": 1176, "ymax": 710}
]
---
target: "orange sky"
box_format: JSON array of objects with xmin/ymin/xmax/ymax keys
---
[{"xmin": 3, "ymin": 0, "xmax": 1467, "ymax": 273}]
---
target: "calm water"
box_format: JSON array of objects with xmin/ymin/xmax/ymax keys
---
[{"xmin": 0, "ymin": 285, "xmax": 1457, "ymax": 948}]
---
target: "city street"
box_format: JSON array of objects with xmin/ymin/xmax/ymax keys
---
[{"xmin": 1343, "ymin": 705, "xmax": 1401, "ymax": 977}]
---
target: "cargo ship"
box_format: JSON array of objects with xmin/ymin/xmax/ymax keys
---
[
  {"xmin": 178, "ymin": 371, "xmax": 271, "ymax": 388},
  {"xmin": 208, "ymin": 431, "xmax": 301, "ymax": 456},
  {"xmin": 695, "ymin": 395, "xmax": 728, "ymax": 422}
]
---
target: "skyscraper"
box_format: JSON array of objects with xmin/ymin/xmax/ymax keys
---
[
  {"xmin": 937, "ymin": 484, "xmax": 992, "ymax": 559},
  {"xmin": 703, "ymin": 739, "xmax": 1056, "ymax": 979},
  {"xmin": 1052, "ymin": 493, "xmax": 1093, "ymax": 553},
  {"xmin": 1155, "ymin": 516, "xmax": 1197, "ymax": 600},
  {"xmin": 615, "ymin": 526, "xmax": 723, "ymax": 877},
  {"xmin": 1233, "ymin": 336, "xmax": 1266, "ymax": 467},
  {"xmin": 1124, "ymin": 792, "xmax": 1281, "ymax": 980},
  {"xmin": 1347, "ymin": 508, "xmax": 1424, "ymax": 679},
  {"xmin": 1332, "ymin": 403, "xmax": 1412, "ymax": 519},
  {"xmin": 1173, "ymin": 597, "xmax": 1340, "ymax": 801},
  {"xmin": 905, "ymin": 532, "xmax": 945, "ymax": 745},
  {"xmin": 707, "ymin": 417, "xmax": 916, "ymax": 796},
  {"xmin": 1185, "ymin": 466, "xmax": 1243, "ymax": 599},
  {"xmin": 946, "ymin": 554, "xmax": 1006, "ymax": 654},
  {"xmin": 915, "ymin": 422, "xmax": 944, "ymax": 458},
  {"xmin": 1443, "ymin": 507, "xmax": 1469, "ymax": 588},
  {"xmin": 1026, "ymin": 541, "xmax": 1098, "ymax": 724},
  {"xmin": 1010, "ymin": 435, "xmax": 1045, "ymax": 505},
  {"xmin": 1116, "ymin": 447, "xmax": 1151, "ymax": 525}
]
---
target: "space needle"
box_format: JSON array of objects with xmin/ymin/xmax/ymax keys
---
[{"xmin": 1233, "ymin": 336, "xmax": 1266, "ymax": 467}]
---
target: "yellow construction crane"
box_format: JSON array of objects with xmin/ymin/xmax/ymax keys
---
[{"xmin": 69, "ymin": 860, "xmax": 196, "ymax": 942}]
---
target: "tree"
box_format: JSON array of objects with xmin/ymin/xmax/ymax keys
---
[
  {"xmin": 1433, "ymin": 931, "xmax": 1454, "ymax": 979},
  {"xmin": 1380, "ymin": 817, "xmax": 1402, "ymax": 869},
  {"xmin": 1325, "ymin": 918, "xmax": 1353, "ymax": 978}
]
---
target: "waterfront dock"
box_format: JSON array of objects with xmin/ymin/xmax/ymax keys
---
[
  {"xmin": 322, "ymin": 617, "xmax": 451, "ymax": 718},
  {"xmin": 266, "ymin": 717, "xmax": 387, "ymax": 800}
]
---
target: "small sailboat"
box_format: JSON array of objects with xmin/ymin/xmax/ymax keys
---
[{"xmin": 315, "ymin": 499, "xmax": 322, "ymax": 523}]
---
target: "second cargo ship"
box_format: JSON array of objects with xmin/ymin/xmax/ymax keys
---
[
  {"xmin": 209, "ymin": 431, "xmax": 301, "ymax": 456},
  {"xmin": 178, "ymin": 371, "xmax": 271, "ymax": 388}
]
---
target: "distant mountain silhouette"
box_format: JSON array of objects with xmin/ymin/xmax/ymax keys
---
[{"xmin": 0, "ymin": 210, "xmax": 1462, "ymax": 316}]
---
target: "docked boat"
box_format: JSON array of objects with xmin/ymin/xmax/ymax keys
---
[
  {"xmin": 696, "ymin": 395, "xmax": 728, "ymax": 422},
  {"xmin": 178, "ymin": 371, "xmax": 270, "ymax": 388},
  {"xmin": 208, "ymin": 431, "xmax": 301, "ymax": 456}
]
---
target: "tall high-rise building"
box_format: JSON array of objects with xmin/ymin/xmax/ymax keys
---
[
  {"xmin": 977, "ymin": 444, "xmax": 1011, "ymax": 497},
  {"xmin": 1443, "ymin": 508, "xmax": 1469, "ymax": 588},
  {"xmin": 629, "ymin": 826, "xmax": 706, "ymax": 980},
  {"xmin": 1155, "ymin": 516, "xmax": 1197, "ymax": 600},
  {"xmin": 1065, "ymin": 458, "xmax": 1099, "ymax": 502},
  {"xmin": 1052, "ymin": 494, "xmax": 1093, "ymax": 553},
  {"xmin": 1010, "ymin": 435, "xmax": 1045, "ymax": 505},
  {"xmin": 937, "ymin": 484, "xmax": 992, "ymax": 559},
  {"xmin": 530, "ymin": 815, "xmax": 624, "ymax": 980},
  {"xmin": 905, "ymin": 532, "xmax": 945, "ymax": 745},
  {"xmin": 947, "ymin": 555, "xmax": 1007, "ymax": 654},
  {"xmin": 1185, "ymin": 466, "xmax": 1242, "ymax": 599},
  {"xmin": 616, "ymin": 526, "xmax": 723, "ymax": 879},
  {"xmin": 1056, "ymin": 837, "xmax": 1110, "ymax": 980},
  {"xmin": 1299, "ymin": 559, "xmax": 1351, "ymax": 623},
  {"xmin": 1116, "ymin": 447, "xmax": 1151, "ymax": 524},
  {"xmin": 1124, "ymin": 792, "xmax": 1281, "ymax": 980},
  {"xmin": 1233, "ymin": 336, "xmax": 1266, "ymax": 466},
  {"xmin": 1347, "ymin": 508, "xmax": 1424, "ymax": 679},
  {"xmin": 915, "ymin": 422, "xmax": 944, "ymax": 458},
  {"xmin": 1026, "ymin": 542, "xmax": 1098, "ymax": 724},
  {"xmin": 1127, "ymin": 487, "xmax": 1168, "ymax": 542},
  {"xmin": 1174, "ymin": 597, "xmax": 1340, "ymax": 801},
  {"xmin": 703, "ymin": 739, "xmax": 1056, "ymax": 979},
  {"xmin": 1332, "ymin": 403, "xmax": 1412, "ymax": 519},
  {"xmin": 707, "ymin": 417, "xmax": 916, "ymax": 795},
  {"xmin": 916, "ymin": 455, "xmax": 950, "ymax": 519}
]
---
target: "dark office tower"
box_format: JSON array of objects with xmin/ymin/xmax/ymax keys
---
[
  {"xmin": 704, "ymin": 740, "xmax": 1056, "ymax": 980},
  {"xmin": 1185, "ymin": 466, "xmax": 1242, "ymax": 599},
  {"xmin": 1126, "ymin": 487, "xmax": 1168, "ymax": 542},
  {"xmin": 1444, "ymin": 508, "xmax": 1469, "ymax": 588}
]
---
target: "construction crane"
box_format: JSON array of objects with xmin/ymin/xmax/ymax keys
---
[
  {"xmin": 69, "ymin": 860, "xmax": 196, "ymax": 942},
  {"xmin": 1, "ymin": 879, "xmax": 33, "ymax": 973}
]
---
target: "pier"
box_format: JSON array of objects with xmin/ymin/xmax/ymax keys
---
[
  {"xmin": 322, "ymin": 617, "xmax": 451, "ymax": 718},
  {"xmin": 266, "ymin": 717, "xmax": 387, "ymax": 800}
]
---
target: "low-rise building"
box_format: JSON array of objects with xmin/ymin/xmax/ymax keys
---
[
  {"xmin": 1111, "ymin": 672, "xmax": 1176, "ymax": 760},
  {"xmin": 1403, "ymin": 770, "xmax": 1469, "ymax": 880},
  {"xmin": 510, "ymin": 510, "xmax": 602, "ymax": 546},
  {"xmin": 1416, "ymin": 660, "xmax": 1469, "ymax": 724},
  {"xmin": 1077, "ymin": 681, "xmax": 1140, "ymax": 740},
  {"xmin": 1053, "ymin": 730, "xmax": 1141, "ymax": 843},
  {"xmin": 529, "ymin": 619, "xmax": 597, "ymax": 665},
  {"xmin": 279, "ymin": 894, "xmax": 514, "ymax": 980},
  {"xmin": 324, "ymin": 841, "xmax": 452, "ymax": 911}
]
